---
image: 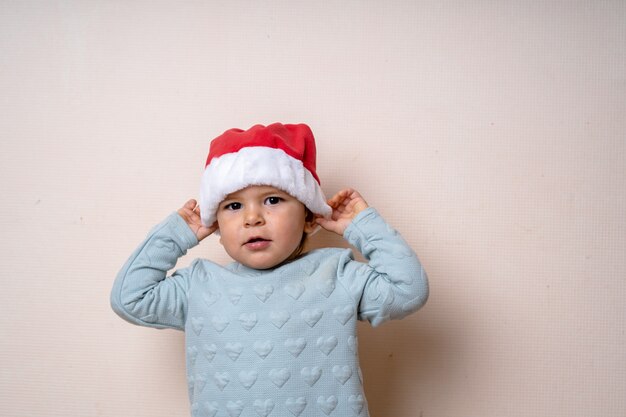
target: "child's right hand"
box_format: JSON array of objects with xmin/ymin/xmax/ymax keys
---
[{"xmin": 177, "ymin": 199, "xmax": 218, "ymax": 242}]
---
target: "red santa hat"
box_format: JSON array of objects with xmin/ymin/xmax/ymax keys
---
[{"xmin": 199, "ymin": 123, "xmax": 332, "ymax": 227}]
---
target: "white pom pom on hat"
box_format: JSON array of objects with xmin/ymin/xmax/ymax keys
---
[{"xmin": 199, "ymin": 123, "xmax": 332, "ymax": 227}]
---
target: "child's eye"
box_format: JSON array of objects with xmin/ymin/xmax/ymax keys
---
[
  {"xmin": 265, "ymin": 196, "xmax": 282, "ymax": 205},
  {"xmin": 224, "ymin": 202, "xmax": 242, "ymax": 211}
]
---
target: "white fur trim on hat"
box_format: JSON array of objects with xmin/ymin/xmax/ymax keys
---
[{"xmin": 199, "ymin": 146, "xmax": 332, "ymax": 226}]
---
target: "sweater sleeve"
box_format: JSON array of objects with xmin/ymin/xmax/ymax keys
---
[
  {"xmin": 110, "ymin": 212, "xmax": 199, "ymax": 330},
  {"xmin": 337, "ymin": 207, "xmax": 429, "ymax": 327}
]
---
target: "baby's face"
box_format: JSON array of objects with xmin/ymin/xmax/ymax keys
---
[{"xmin": 216, "ymin": 185, "xmax": 316, "ymax": 269}]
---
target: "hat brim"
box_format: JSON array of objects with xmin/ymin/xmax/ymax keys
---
[{"xmin": 199, "ymin": 146, "xmax": 332, "ymax": 227}]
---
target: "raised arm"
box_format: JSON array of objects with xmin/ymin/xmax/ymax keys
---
[
  {"xmin": 323, "ymin": 191, "xmax": 428, "ymax": 327},
  {"xmin": 110, "ymin": 201, "xmax": 214, "ymax": 329}
]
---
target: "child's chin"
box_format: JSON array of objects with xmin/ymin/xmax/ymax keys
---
[
  {"xmin": 244, "ymin": 263, "xmax": 274, "ymax": 270},
  {"xmin": 239, "ymin": 257, "xmax": 287, "ymax": 270}
]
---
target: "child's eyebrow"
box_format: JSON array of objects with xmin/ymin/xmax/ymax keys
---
[
  {"xmin": 218, "ymin": 198, "xmax": 239, "ymax": 208},
  {"xmin": 259, "ymin": 189, "xmax": 290, "ymax": 198},
  {"xmin": 220, "ymin": 188, "xmax": 290, "ymax": 205}
]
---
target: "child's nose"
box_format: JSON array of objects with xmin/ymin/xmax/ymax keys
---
[{"xmin": 244, "ymin": 206, "xmax": 265, "ymax": 227}]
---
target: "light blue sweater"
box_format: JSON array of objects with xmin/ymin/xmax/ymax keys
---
[{"xmin": 111, "ymin": 207, "xmax": 428, "ymax": 417}]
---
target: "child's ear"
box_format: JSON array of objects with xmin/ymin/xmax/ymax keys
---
[{"xmin": 303, "ymin": 214, "xmax": 321, "ymax": 234}]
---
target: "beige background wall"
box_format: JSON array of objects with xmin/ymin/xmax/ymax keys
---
[{"xmin": 1, "ymin": 1, "xmax": 625, "ymax": 416}]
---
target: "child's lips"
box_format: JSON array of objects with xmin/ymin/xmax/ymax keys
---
[{"xmin": 243, "ymin": 237, "xmax": 271, "ymax": 250}]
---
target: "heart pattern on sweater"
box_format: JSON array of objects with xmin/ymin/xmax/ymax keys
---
[
  {"xmin": 269, "ymin": 310, "xmax": 290, "ymax": 328},
  {"xmin": 299, "ymin": 258, "xmax": 316, "ymax": 276},
  {"xmin": 253, "ymin": 340, "xmax": 274, "ymax": 359},
  {"xmin": 268, "ymin": 368, "xmax": 290, "ymax": 388},
  {"xmin": 333, "ymin": 305, "xmax": 354, "ymax": 325},
  {"xmin": 191, "ymin": 317, "xmax": 204, "ymax": 335},
  {"xmin": 301, "ymin": 309, "xmax": 323, "ymax": 327},
  {"xmin": 285, "ymin": 397, "xmax": 307, "ymax": 416},
  {"xmin": 284, "ymin": 282, "xmax": 305, "ymax": 300},
  {"xmin": 332, "ymin": 365, "xmax": 352, "ymax": 385},
  {"xmin": 238, "ymin": 370, "xmax": 258, "ymax": 390},
  {"xmin": 284, "ymin": 338, "xmax": 306, "ymax": 357},
  {"xmin": 202, "ymin": 290, "xmax": 220, "ymax": 306},
  {"xmin": 226, "ymin": 400, "xmax": 244, "ymax": 417},
  {"xmin": 238, "ymin": 313, "xmax": 258, "ymax": 331},
  {"xmin": 195, "ymin": 373, "xmax": 207, "ymax": 393},
  {"xmin": 317, "ymin": 395, "xmax": 338, "ymax": 415},
  {"xmin": 317, "ymin": 336, "xmax": 338, "ymax": 355},
  {"xmin": 213, "ymin": 372, "xmax": 230, "ymax": 391},
  {"xmin": 253, "ymin": 399, "xmax": 275, "ymax": 417},
  {"xmin": 202, "ymin": 344, "xmax": 217, "ymax": 362},
  {"xmin": 228, "ymin": 287, "xmax": 243, "ymax": 305},
  {"xmin": 202, "ymin": 401, "xmax": 219, "ymax": 417},
  {"xmin": 347, "ymin": 336, "xmax": 358, "ymax": 354},
  {"xmin": 300, "ymin": 366, "xmax": 322, "ymax": 386},
  {"xmin": 254, "ymin": 284, "xmax": 274, "ymax": 303},
  {"xmin": 348, "ymin": 395, "xmax": 365, "ymax": 414},
  {"xmin": 225, "ymin": 342, "xmax": 244, "ymax": 361},
  {"xmin": 211, "ymin": 315, "xmax": 229, "ymax": 333},
  {"xmin": 318, "ymin": 279, "xmax": 336, "ymax": 298}
]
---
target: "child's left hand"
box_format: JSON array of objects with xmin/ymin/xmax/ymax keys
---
[{"xmin": 316, "ymin": 188, "xmax": 369, "ymax": 236}]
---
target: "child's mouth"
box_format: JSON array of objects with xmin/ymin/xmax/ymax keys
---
[{"xmin": 244, "ymin": 237, "xmax": 271, "ymax": 250}]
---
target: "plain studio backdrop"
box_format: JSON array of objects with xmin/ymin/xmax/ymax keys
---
[{"xmin": 1, "ymin": 1, "xmax": 624, "ymax": 416}]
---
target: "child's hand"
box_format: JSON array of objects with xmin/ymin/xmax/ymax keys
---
[
  {"xmin": 316, "ymin": 188, "xmax": 369, "ymax": 236},
  {"xmin": 177, "ymin": 199, "xmax": 218, "ymax": 242}
]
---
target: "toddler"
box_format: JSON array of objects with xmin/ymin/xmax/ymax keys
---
[{"xmin": 111, "ymin": 123, "xmax": 429, "ymax": 417}]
